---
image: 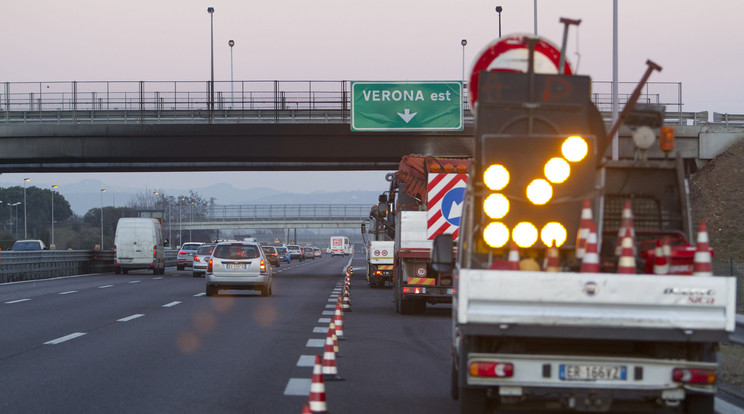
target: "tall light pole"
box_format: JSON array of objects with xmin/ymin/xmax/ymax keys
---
[
  {"xmin": 495, "ymin": 6, "xmax": 503, "ymax": 37},
  {"xmin": 23, "ymin": 178, "xmax": 30, "ymax": 238},
  {"xmin": 100, "ymin": 188, "xmax": 106, "ymax": 250},
  {"xmin": 11, "ymin": 202, "xmax": 20, "ymax": 240},
  {"xmin": 207, "ymin": 6, "xmax": 215, "ymax": 122},
  {"xmin": 51, "ymin": 185, "xmax": 58, "ymax": 249},
  {"xmin": 190, "ymin": 201, "xmax": 195, "ymax": 242},
  {"xmin": 179, "ymin": 196, "xmax": 185, "ymax": 247},
  {"xmin": 229, "ymin": 39, "xmax": 235, "ymax": 109},
  {"xmin": 461, "ymin": 39, "xmax": 467, "ymax": 82},
  {"xmin": 533, "ymin": 1, "xmax": 537, "ymax": 35}
]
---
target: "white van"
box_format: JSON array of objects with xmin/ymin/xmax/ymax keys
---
[{"xmin": 114, "ymin": 218, "xmax": 166, "ymax": 275}]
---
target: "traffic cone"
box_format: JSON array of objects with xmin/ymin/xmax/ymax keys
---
[
  {"xmin": 652, "ymin": 239, "xmax": 668, "ymax": 275},
  {"xmin": 580, "ymin": 221, "xmax": 600, "ymax": 273},
  {"xmin": 507, "ymin": 242, "xmax": 520, "ymax": 270},
  {"xmin": 617, "ymin": 227, "xmax": 636, "ymax": 274},
  {"xmin": 662, "ymin": 236, "xmax": 672, "ymax": 274},
  {"xmin": 544, "ymin": 241, "xmax": 560, "ymax": 272},
  {"xmin": 576, "ymin": 198, "xmax": 593, "ymax": 260},
  {"xmin": 342, "ymin": 285, "xmax": 352, "ymax": 312},
  {"xmin": 301, "ymin": 402, "xmax": 312, "ymax": 414},
  {"xmin": 615, "ymin": 200, "xmax": 636, "ymax": 256},
  {"xmin": 329, "ymin": 320, "xmax": 340, "ymax": 355},
  {"xmin": 308, "ymin": 355, "xmax": 328, "ymax": 413},
  {"xmin": 693, "ymin": 221, "xmax": 713, "ymax": 276},
  {"xmin": 334, "ymin": 300, "xmax": 345, "ymax": 340},
  {"xmin": 322, "ymin": 328, "xmax": 344, "ymax": 381}
]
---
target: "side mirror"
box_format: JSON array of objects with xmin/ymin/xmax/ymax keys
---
[{"xmin": 431, "ymin": 234, "xmax": 454, "ymax": 273}]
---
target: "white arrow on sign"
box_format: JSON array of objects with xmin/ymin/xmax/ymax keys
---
[
  {"xmin": 447, "ymin": 200, "xmax": 463, "ymax": 220},
  {"xmin": 397, "ymin": 108, "xmax": 417, "ymax": 123}
]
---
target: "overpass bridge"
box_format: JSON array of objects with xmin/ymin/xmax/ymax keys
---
[{"xmin": 2, "ymin": 80, "xmax": 743, "ymax": 173}]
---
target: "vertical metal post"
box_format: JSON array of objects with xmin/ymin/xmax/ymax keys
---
[
  {"xmin": 208, "ymin": 7, "xmax": 215, "ymax": 123},
  {"xmin": 611, "ymin": 0, "xmax": 619, "ymax": 160}
]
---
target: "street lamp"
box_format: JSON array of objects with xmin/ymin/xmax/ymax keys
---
[
  {"xmin": 207, "ymin": 6, "xmax": 215, "ymax": 121},
  {"xmin": 100, "ymin": 188, "xmax": 106, "ymax": 250},
  {"xmin": 190, "ymin": 201, "xmax": 195, "ymax": 242},
  {"xmin": 10, "ymin": 202, "xmax": 20, "ymax": 240},
  {"xmin": 51, "ymin": 185, "xmax": 58, "ymax": 249},
  {"xmin": 23, "ymin": 178, "xmax": 30, "ymax": 238},
  {"xmin": 460, "ymin": 39, "xmax": 467, "ymax": 83},
  {"xmin": 179, "ymin": 196, "xmax": 185, "ymax": 247},
  {"xmin": 495, "ymin": 6, "xmax": 503, "ymax": 38},
  {"xmin": 229, "ymin": 39, "xmax": 235, "ymax": 109}
]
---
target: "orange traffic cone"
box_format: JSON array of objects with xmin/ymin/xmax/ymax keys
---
[
  {"xmin": 334, "ymin": 300, "xmax": 345, "ymax": 340},
  {"xmin": 693, "ymin": 221, "xmax": 713, "ymax": 276},
  {"xmin": 342, "ymin": 285, "xmax": 352, "ymax": 312},
  {"xmin": 652, "ymin": 239, "xmax": 668, "ymax": 275},
  {"xmin": 615, "ymin": 200, "xmax": 636, "ymax": 256},
  {"xmin": 617, "ymin": 227, "xmax": 636, "ymax": 274},
  {"xmin": 662, "ymin": 236, "xmax": 672, "ymax": 274},
  {"xmin": 322, "ymin": 328, "xmax": 344, "ymax": 381},
  {"xmin": 301, "ymin": 402, "xmax": 312, "ymax": 414},
  {"xmin": 545, "ymin": 241, "xmax": 560, "ymax": 272},
  {"xmin": 329, "ymin": 321, "xmax": 340, "ymax": 355},
  {"xmin": 576, "ymin": 199, "xmax": 593, "ymax": 260},
  {"xmin": 507, "ymin": 242, "xmax": 520, "ymax": 270},
  {"xmin": 308, "ymin": 355, "xmax": 328, "ymax": 413},
  {"xmin": 580, "ymin": 221, "xmax": 600, "ymax": 273}
]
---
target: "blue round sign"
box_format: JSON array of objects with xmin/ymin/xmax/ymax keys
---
[{"xmin": 441, "ymin": 187, "xmax": 466, "ymax": 226}]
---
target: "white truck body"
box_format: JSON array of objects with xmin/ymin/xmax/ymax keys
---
[
  {"xmin": 398, "ymin": 211, "xmax": 432, "ymax": 251},
  {"xmin": 114, "ymin": 218, "xmax": 165, "ymax": 274},
  {"xmin": 369, "ymin": 240, "xmax": 395, "ymax": 265},
  {"xmin": 330, "ymin": 236, "xmax": 349, "ymax": 256}
]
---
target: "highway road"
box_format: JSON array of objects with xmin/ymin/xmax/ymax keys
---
[{"xmin": 0, "ymin": 254, "xmax": 741, "ymax": 413}]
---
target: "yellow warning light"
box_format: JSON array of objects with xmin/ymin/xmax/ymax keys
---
[
  {"xmin": 484, "ymin": 164, "xmax": 509, "ymax": 191},
  {"xmin": 541, "ymin": 222, "xmax": 567, "ymax": 247},
  {"xmin": 513, "ymin": 222, "xmax": 538, "ymax": 248},
  {"xmin": 483, "ymin": 222, "xmax": 509, "ymax": 248},
  {"xmin": 562, "ymin": 136, "xmax": 588, "ymax": 162},
  {"xmin": 484, "ymin": 194, "xmax": 509, "ymax": 219},
  {"xmin": 526, "ymin": 179, "xmax": 552, "ymax": 205},
  {"xmin": 544, "ymin": 157, "xmax": 570, "ymax": 183}
]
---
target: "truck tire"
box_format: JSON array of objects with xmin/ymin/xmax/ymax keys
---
[
  {"xmin": 684, "ymin": 394, "xmax": 714, "ymax": 413},
  {"xmin": 459, "ymin": 387, "xmax": 488, "ymax": 414}
]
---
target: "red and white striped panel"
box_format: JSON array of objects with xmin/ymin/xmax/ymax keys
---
[{"xmin": 427, "ymin": 173, "xmax": 468, "ymax": 240}]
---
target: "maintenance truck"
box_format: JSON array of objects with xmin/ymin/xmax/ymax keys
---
[{"xmin": 433, "ymin": 32, "xmax": 737, "ymax": 413}]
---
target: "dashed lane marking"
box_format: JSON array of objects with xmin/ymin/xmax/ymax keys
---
[
  {"xmin": 321, "ymin": 311, "xmax": 334, "ymax": 316},
  {"xmin": 44, "ymin": 332, "xmax": 86, "ymax": 345},
  {"xmin": 128, "ymin": 281, "xmax": 141, "ymax": 284},
  {"xmin": 313, "ymin": 327, "xmax": 329, "ymax": 334},
  {"xmin": 318, "ymin": 318, "xmax": 331, "ymax": 323},
  {"xmin": 58, "ymin": 291, "xmax": 77, "ymax": 295},
  {"xmin": 118, "ymin": 314, "xmax": 145, "ymax": 322},
  {"xmin": 284, "ymin": 378, "xmax": 311, "ymax": 396},
  {"xmin": 5, "ymin": 299, "xmax": 30, "ymax": 304},
  {"xmin": 98, "ymin": 285, "xmax": 114, "ymax": 289},
  {"xmin": 306, "ymin": 339, "xmax": 325, "ymax": 348},
  {"xmin": 162, "ymin": 301, "xmax": 181, "ymax": 308},
  {"xmin": 194, "ymin": 292, "xmax": 206, "ymax": 297},
  {"xmin": 296, "ymin": 355, "xmax": 316, "ymax": 367}
]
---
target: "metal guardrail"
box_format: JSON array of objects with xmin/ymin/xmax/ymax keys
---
[
  {"xmin": 1, "ymin": 79, "xmax": 715, "ymax": 126},
  {"xmin": 0, "ymin": 249, "xmax": 178, "ymax": 283}
]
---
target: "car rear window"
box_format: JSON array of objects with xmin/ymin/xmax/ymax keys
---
[
  {"xmin": 276, "ymin": 247, "xmax": 288, "ymax": 254},
  {"xmin": 196, "ymin": 245, "xmax": 215, "ymax": 255},
  {"xmin": 12, "ymin": 241, "xmax": 41, "ymax": 251},
  {"xmin": 181, "ymin": 243, "xmax": 202, "ymax": 251},
  {"xmin": 213, "ymin": 244, "xmax": 260, "ymax": 260}
]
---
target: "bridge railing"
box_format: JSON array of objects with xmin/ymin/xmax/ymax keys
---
[
  {"xmin": 1, "ymin": 79, "xmax": 715, "ymax": 126},
  {"xmin": 206, "ymin": 204, "xmax": 371, "ymax": 221}
]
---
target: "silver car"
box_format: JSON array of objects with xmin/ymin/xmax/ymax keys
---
[
  {"xmin": 206, "ymin": 241, "xmax": 273, "ymax": 297},
  {"xmin": 192, "ymin": 243, "xmax": 216, "ymax": 278},
  {"xmin": 177, "ymin": 242, "xmax": 203, "ymax": 270}
]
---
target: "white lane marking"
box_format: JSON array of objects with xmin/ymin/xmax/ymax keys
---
[
  {"xmin": 321, "ymin": 311, "xmax": 334, "ymax": 316},
  {"xmin": 58, "ymin": 291, "xmax": 77, "ymax": 295},
  {"xmin": 98, "ymin": 285, "xmax": 114, "ymax": 289},
  {"xmin": 45, "ymin": 332, "xmax": 86, "ymax": 345},
  {"xmin": 154, "ymin": 277, "xmax": 163, "ymax": 280},
  {"xmin": 325, "ymin": 304, "xmax": 336, "ymax": 309},
  {"xmin": 306, "ymin": 339, "xmax": 325, "ymax": 348},
  {"xmin": 5, "ymin": 298, "xmax": 31, "ymax": 304},
  {"xmin": 284, "ymin": 378, "xmax": 311, "ymax": 396},
  {"xmin": 128, "ymin": 280, "xmax": 141, "ymax": 284},
  {"xmin": 318, "ymin": 318, "xmax": 331, "ymax": 323},
  {"xmin": 162, "ymin": 301, "xmax": 181, "ymax": 308},
  {"xmin": 327, "ymin": 298, "xmax": 338, "ymax": 303},
  {"xmin": 313, "ymin": 327, "xmax": 329, "ymax": 334},
  {"xmin": 118, "ymin": 314, "xmax": 145, "ymax": 322},
  {"xmin": 194, "ymin": 292, "xmax": 206, "ymax": 297},
  {"xmin": 296, "ymin": 355, "xmax": 316, "ymax": 367}
]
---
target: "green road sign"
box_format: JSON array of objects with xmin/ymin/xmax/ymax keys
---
[{"xmin": 351, "ymin": 81, "xmax": 463, "ymax": 131}]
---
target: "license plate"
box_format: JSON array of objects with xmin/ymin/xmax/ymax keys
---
[
  {"xmin": 225, "ymin": 264, "xmax": 248, "ymax": 270},
  {"xmin": 559, "ymin": 364, "xmax": 627, "ymax": 381}
]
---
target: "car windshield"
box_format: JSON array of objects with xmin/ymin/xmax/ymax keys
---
[{"xmin": 213, "ymin": 244, "xmax": 260, "ymax": 260}]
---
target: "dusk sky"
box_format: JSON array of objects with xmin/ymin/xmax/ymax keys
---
[{"xmin": 3, "ymin": 0, "xmax": 741, "ymax": 205}]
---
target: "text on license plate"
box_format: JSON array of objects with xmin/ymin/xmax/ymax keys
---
[
  {"xmin": 559, "ymin": 364, "xmax": 627, "ymax": 381},
  {"xmin": 225, "ymin": 264, "xmax": 248, "ymax": 270}
]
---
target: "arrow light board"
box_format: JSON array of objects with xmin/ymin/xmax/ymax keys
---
[{"xmin": 351, "ymin": 81, "xmax": 463, "ymax": 131}]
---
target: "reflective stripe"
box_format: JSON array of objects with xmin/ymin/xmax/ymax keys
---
[{"xmin": 407, "ymin": 277, "xmax": 436, "ymax": 285}]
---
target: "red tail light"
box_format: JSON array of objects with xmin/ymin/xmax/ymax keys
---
[
  {"xmin": 178, "ymin": 251, "xmax": 187, "ymax": 255},
  {"xmin": 469, "ymin": 362, "xmax": 514, "ymax": 378},
  {"xmin": 672, "ymin": 368, "xmax": 716, "ymax": 384},
  {"xmin": 260, "ymin": 259, "xmax": 267, "ymax": 274},
  {"xmin": 207, "ymin": 259, "xmax": 213, "ymax": 273},
  {"xmin": 153, "ymin": 245, "xmax": 157, "ymax": 258},
  {"xmin": 193, "ymin": 255, "xmax": 199, "ymax": 262},
  {"xmin": 114, "ymin": 244, "xmax": 117, "ymax": 259}
]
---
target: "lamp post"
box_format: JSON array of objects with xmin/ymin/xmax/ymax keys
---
[
  {"xmin": 229, "ymin": 39, "xmax": 235, "ymax": 109},
  {"xmin": 51, "ymin": 185, "xmax": 58, "ymax": 249},
  {"xmin": 100, "ymin": 189, "xmax": 106, "ymax": 250},
  {"xmin": 207, "ymin": 7, "xmax": 215, "ymax": 121},
  {"xmin": 11, "ymin": 202, "xmax": 20, "ymax": 240},
  {"xmin": 23, "ymin": 178, "xmax": 30, "ymax": 238},
  {"xmin": 461, "ymin": 39, "xmax": 467, "ymax": 83},
  {"xmin": 495, "ymin": 6, "xmax": 503, "ymax": 38},
  {"xmin": 179, "ymin": 196, "xmax": 185, "ymax": 247},
  {"xmin": 190, "ymin": 201, "xmax": 195, "ymax": 242}
]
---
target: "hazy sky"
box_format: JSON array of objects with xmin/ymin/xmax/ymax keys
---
[{"xmin": 3, "ymin": 0, "xmax": 742, "ymax": 202}]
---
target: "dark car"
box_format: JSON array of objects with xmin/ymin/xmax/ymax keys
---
[{"xmin": 262, "ymin": 245, "xmax": 280, "ymax": 267}]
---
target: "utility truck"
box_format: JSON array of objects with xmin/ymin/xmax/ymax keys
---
[
  {"xmin": 371, "ymin": 155, "xmax": 470, "ymax": 314},
  {"xmin": 433, "ymin": 32, "xmax": 737, "ymax": 413}
]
